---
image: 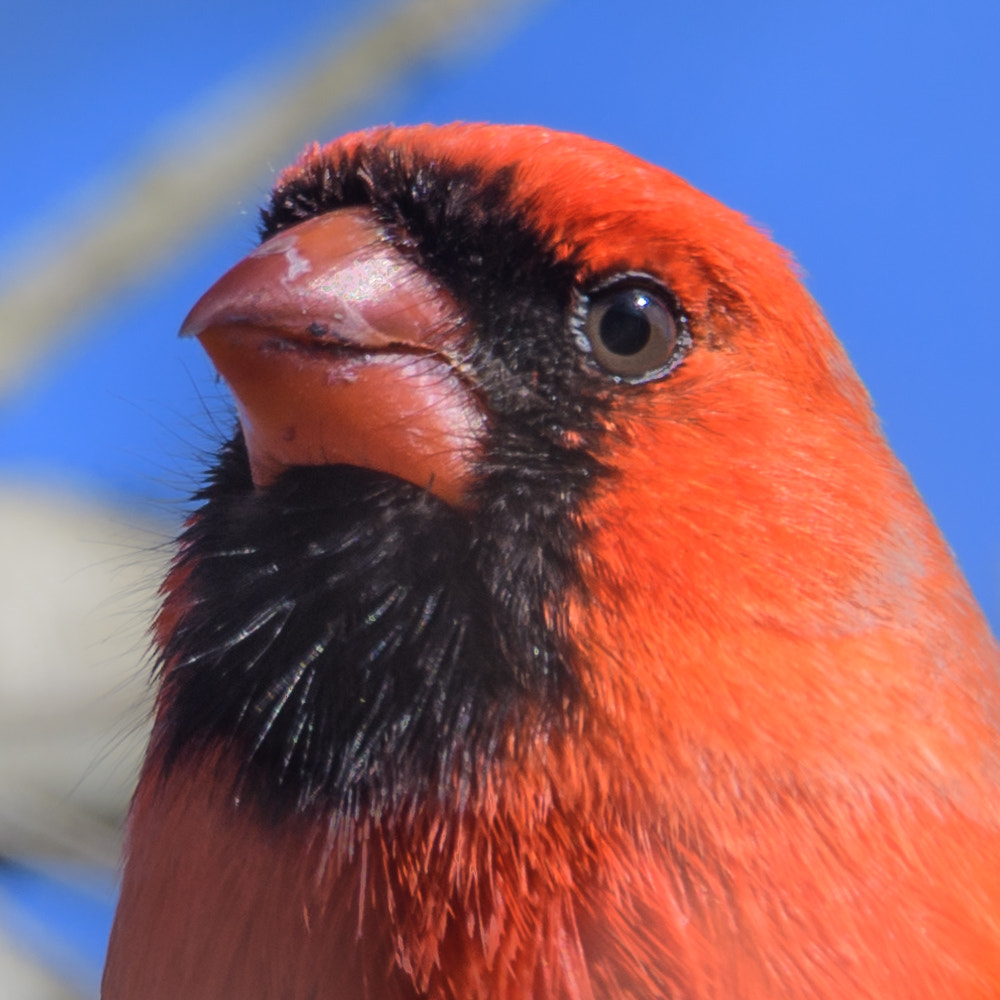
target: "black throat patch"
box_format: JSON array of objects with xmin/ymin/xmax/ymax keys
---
[{"xmin": 159, "ymin": 142, "xmax": 619, "ymax": 817}]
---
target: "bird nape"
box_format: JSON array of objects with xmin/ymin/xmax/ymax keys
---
[{"xmin": 103, "ymin": 125, "xmax": 1000, "ymax": 1000}]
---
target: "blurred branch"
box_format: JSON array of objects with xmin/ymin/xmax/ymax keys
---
[
  {"xmin": 0, "ymin": 784, "xmax": 123, "ymax": 872},
  {"xmin": 0, "ymin": 927, "xmax": 85, "ymax": 1000},
  {"xmin": 0, "ymin": 483, "xmax": 165, "ymax": 869},
  {"xmin": 0, "ymin": 0, "xmax": 538, "ymax": 398}
]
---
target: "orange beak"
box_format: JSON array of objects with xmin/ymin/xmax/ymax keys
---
[{"xmin": 180, "ymin": 207, "xmax": 485, "ymax": 507}]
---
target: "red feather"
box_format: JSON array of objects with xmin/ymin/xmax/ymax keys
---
[{"xmin": 104, "ymin": 124, "xmax": 1000, "ymax": 999}]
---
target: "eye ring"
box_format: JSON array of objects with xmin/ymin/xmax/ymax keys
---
[{"xmin": 572, "ymin": 274, "xmax": 689, "ymax": 383}]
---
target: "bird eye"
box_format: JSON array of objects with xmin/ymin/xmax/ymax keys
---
[{"xmin": 576, "ymin": 278, "xmax": 685, "ymax": 382}]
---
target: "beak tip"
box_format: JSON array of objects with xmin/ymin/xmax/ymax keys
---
[{"xmin": 178, "ymin": 310, "xmax": 205, "ymax": 340}]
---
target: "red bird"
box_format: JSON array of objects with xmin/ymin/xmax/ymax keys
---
[{"xmin": 103, "ymin": 125, "xmax": 1000, "ymax": 999}]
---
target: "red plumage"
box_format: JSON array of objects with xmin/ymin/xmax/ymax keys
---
[{"xmin": 104, "ymin": 124, "xmax": 1000, "ymax": 999}]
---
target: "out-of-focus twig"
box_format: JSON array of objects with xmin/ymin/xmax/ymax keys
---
[
  {"xmin": 0, "ymin": 484, "xmax": 166, "ymax": 869},
  {"xmin": 0, "ymin": 0, "xmax": 539, "ymax": 398}
]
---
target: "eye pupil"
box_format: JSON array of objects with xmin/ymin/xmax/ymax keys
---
[{"xmin": 599, "ymin": 293, "xmax": 653, "ymax": 356}]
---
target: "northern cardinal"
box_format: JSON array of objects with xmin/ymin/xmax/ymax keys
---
[{"xmin": 103, "ymin": 124, "xmax": 1000, "ymax": 999}]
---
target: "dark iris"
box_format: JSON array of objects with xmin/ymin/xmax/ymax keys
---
[{"xmin": 579, "ymin": 277, "xmax": 684, "ymax": 381}]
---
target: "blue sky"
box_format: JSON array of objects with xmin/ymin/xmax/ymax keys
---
[{"xmin": 0, "ymin": 0, "xmax": 997, "ymax": 981}]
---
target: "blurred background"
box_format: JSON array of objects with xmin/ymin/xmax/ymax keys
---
[{"xmin": 0, "ymin": 0, "xmax": 997, "ymax": 995}]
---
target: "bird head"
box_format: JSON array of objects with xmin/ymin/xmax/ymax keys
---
[{"xmin": 161, "ymin": 122, "xmax": 996, "ymax": 822}]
